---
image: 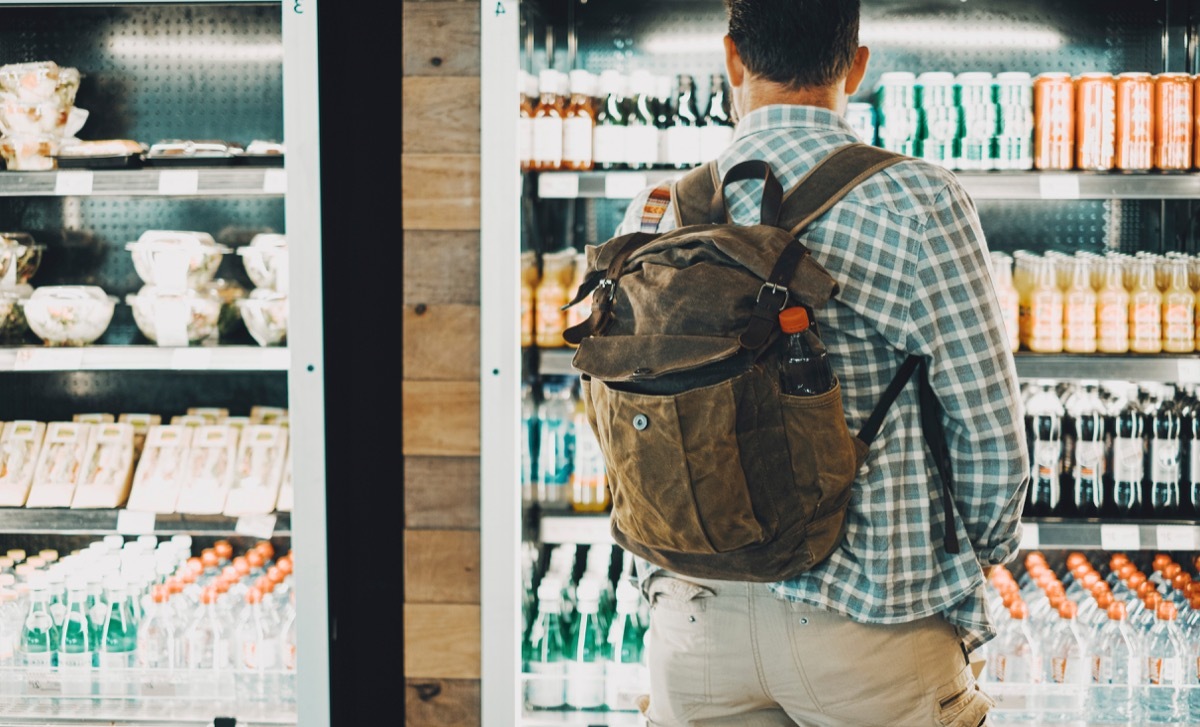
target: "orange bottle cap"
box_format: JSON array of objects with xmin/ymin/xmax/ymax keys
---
[
  {"xmin": 1158, "ymin": 600, "xmax": 1177, "ymax": 620},
  {"xmin": 1058, "ymin": 600, "xmax": 1077, "ymax": 618},
  {"xmin": 267, "ymin": 566, "xmax": 283, "ymax": 583},
  {"xmin": 246, "ymin": 587, "xmax": 263, "ymax": 604},
  {"xmin": 201, "ymin": 587, "xmax": 218, "ymax": 605},
  {"xmin": 214, "ymin": 541, "xmax": 233, "ymax": 560},
  {"xmin": 1010, "ymin": 601, "xmax": 1029, "ymax": 619},
  {"xmin": 777, "ymin": 307, "xmax": 810, "ymax": 334},
  {"xmin": 1066, "ymin": 552, "xmax": 1088, "ymax": 570},
  {"xmin": 254, "ymin": 541, "xmax": 275, "ymax": 559},
  {"xmin": 1107, "ymin": 600, "xmax": 1127, "ymax": 620},
  {"xmin": 233, "ymin": 557, "xmax": 250, "ymax": 576},
  {"xmin": 1095, "ymin": 591, "xmax": 1113, "ymax": 609},
  {"xmin": 276, "ymin": 556, "xmax": 293, "ymax": 575},
  {"xmin": 247, "ymin": 551, "xmax": 264, "ymax": 568}
]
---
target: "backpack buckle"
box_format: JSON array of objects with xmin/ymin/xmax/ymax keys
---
[{"xmin": 755, "ymin": 282, "xmax": 790, "ymax": 310}]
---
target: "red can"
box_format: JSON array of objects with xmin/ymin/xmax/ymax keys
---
[
  {"xmin": 1034, "ymin": 72, "xmax": 1075, "ymax": 170},
  {"xmin": 1154, "ymin": 72, "xmax": 1192, "ymax": 170},
  {"xmin": 1075, "ymin": 72, "xmax": 1116, "ymax": 170},
  {"xmin": 1116, "ymin": 72, "xmax": 1154, "ymax": 170}
]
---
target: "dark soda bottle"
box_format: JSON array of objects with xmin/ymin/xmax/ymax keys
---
[
  {"xmin": 1148, "ymin": 388, "xmax": 1181, "ymax": 518},
  {"xmin": 778, "ymin": 307, "xmax": 834, "ymax": 396},
  {"xmin": 1112, "ymin": 396, "xmax": 1146, "ymax": 519},
  {"xmin": 1071, "ymin": 382, "xmax": 1106, "ymax": 517}
]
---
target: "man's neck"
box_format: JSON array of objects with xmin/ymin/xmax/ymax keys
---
[{"xmin": 738, "ymin": 80, "xmax": 840, "ymax": 118}]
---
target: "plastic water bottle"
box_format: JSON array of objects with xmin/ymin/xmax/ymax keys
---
[
  {"xmin": 988, "ymin": 600, "xmax": 1039, "ymax": 721},
  {"xmin": 537, "ymin": 380, "xmax": 576, "ymax": 509},
  {"xmin": 21, "ymin": 576, "xmax": 56, "ymax": 668},
  {"xmin": 1140, "ymin": 600, "xmax": 1186, "ymax": 723},
  {"xmin": 605, "ymin": 579, "xmax": 646, "ymax": 711},
  {"xmin": 1088, "ymin": 600, "xmax": 1135, "ymax": 724},
  {"xmin": 136, "ymin": 585, "xmax": 176, "ymax": 669},
  {"xmin": 565, "ymin": 579, "xmax": 606, "ymax": 710},
  {"xmin": 234, "ymin": 586, "xmax": 281, "ymax": 703},
  {"xmin": 59, "ymin": 577, "xmax": 94, "ymax": 695},
  {"xmin": 525, "ymin": 581, "xmax": 567, "ymax": 709},
  {"xmin": 777, "ymin": 306, "xmax": 834, "ymax": 396},
  {"xmin": 183, "ymin": 586, "xmax": 229, "ymax": 697}
]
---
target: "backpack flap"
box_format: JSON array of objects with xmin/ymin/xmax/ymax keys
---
[{"xmin": 572, "ymin": 335, "xmax": 744, "ymax": 383}]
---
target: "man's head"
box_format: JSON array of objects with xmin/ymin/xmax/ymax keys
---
[{"xmin": 722, "ymin": 0, "xmax": 869, "ymax": 117}]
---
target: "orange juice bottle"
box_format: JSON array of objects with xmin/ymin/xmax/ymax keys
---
[
  {"xmin": 570, "ymin": 394, "xmax": 609, "ymax": 513},
  {"xmin": 520, "ymin": 251, "xmax": 538, "ymax": 348},
  {"xmin": 535, "ymin": 252, "xmax": 571, "ymax": 348},
  {"xmin": 1096, "ymin": 258, "xmax": 1130, "ymax": 353},
  {"xmin": 1063, "ymin": 257, "xmax": 1097, "ymax": 353},
  {"xmin": 1163, "ymin": 259, "xmax": 1194, "ymax": 352},
  {"xmin": 1129, "ymin": 259, "xmax": 1163, "ymax": 353},
  {"xmin": 1028, "ymin": 257, "xmax": 1064, "ymax": 353},
  {"xmin": 991, "ymin": 252, "xmax": 1020, "ymax": 353},
  {"xmin": 1017, "ymin": 252, "xmax": 1037, "ymax": 348},
  {"xmin": 563, "ymin": 252, "xmax": 590, "ymax": 348},
  {"xmin": 1012, "ymin": 250, "xmax": 1036, "ymax": 299}
]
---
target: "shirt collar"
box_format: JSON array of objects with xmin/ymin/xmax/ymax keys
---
[{"xmin": 733, "ymin": 104, "xmax": 858, "ymax": 141}]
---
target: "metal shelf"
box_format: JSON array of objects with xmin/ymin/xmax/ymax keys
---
[
  {"xmin": 0, "ymin": 168, "xmax": 285, "ymax": 198},
  {"xmin": 0, "ymin": 508, "xmax": 289, "ymax": 536},
  {"xmin": 535, "ymin": 169, "xmax": 1200, "ymax": 201},
  {"xmin": 0, "ymin": 346, "xmax": 288, "ymax": 372}
]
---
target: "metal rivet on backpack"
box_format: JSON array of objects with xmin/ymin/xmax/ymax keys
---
[
  {"xmin": 799, "ymin": 618, "xmax": 809, "ymax": 625},
  {"xmin": 633, "ymin": 367, "xmax": 651, "ymax": 376},
  {"xmin": 632, "ymin": 414, "xmax": 649, "ymax": 431},
  {"xmin": 688, "ymin": 616, "xmax": 696, "ymax": 623}
]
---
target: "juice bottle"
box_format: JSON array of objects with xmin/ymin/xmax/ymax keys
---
[
  {"xmin": 521, "ymin": 251, "xmax": 538, "ymax": 349},
  {"xmin": 562, "ymin": 70, "xmax": 597, "ymax": 172},
  {"xmin": 1027, "ymin": 257, "xmax": 1064, "ymax": 353},
  {"xmin": 1163, "ymin": 260, "xmax": 1194, "ymax": 352},
  {"xmin": 519, "ymin": 70, "xmax": 536, "ymax": 172},
  {"xmin": 991, "ymin": 252, "xmax": 1020, "ymax": 352},
  {"xmin": 1130, "ymin": 259, "xmax": 1163, "ymax": 353},
  {"xmin": 534, "ymin": 251, "xmax": 572, "ymax": 349},
  {"xmin": 563, "ymin": 251, "xmax": 590, "ymax": 344},
  {"xmin": 1064, "ymin": 257, "xmax": 1097, "ymax": 353},
  {"xmin": 531, "ymin": 69, "xmax": 566, "ymax": 172},
  {"xmin": 1097, "ymin": 258, "xmax": 1130, "ymax": 353},
  {"xmin": 570, "ymin": 393, "xmax": 609, "ymax": 514}
]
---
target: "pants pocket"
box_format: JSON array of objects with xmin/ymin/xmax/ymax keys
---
[
  {"xmin": 935, "ymin": 663, "xmax": 994, "ymax": 727},
  {"xmin": 644, "ymin": 575, "xmax": 713, "ymax": 723}
]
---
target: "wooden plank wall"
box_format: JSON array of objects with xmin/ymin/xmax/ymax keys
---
[{"xmin": 403, "ymin": 0, "xmax": 484, "ymax": 723}]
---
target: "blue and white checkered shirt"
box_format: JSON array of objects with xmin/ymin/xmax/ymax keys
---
[{"xmin": 616, "ymin": 105, "xmax": 1030, "ymax": 653}]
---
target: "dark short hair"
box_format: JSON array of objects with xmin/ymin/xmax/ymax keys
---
[{"xmin": 724, "ymin": 0, "xmax": 860, "ymax": 89}]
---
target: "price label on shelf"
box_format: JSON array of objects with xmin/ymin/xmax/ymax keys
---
[
  {"xmin": 236, "ymin": 514, "xmax": 277, "ymax": 540},
  {"xmin": 139, "ymin": 678, "xmax": 176, "ymax": 697},
  {"xmin": 1156, "ymin": 525, "xmax": 1199, "ymax": 551},
  {"xmin": 170, "ymin": 347, "xmax": 212, "ymax": 370},
  {"xmin": 116, "ymin": 509, "xmax": 156, "ymax": 535},
  {"xmin": 1100, "ymin": 523, "xmax": 1141, "ymax": 551},
  {"xmin": 262, "ymin": 168, "xmax": 287, "ymax": 194},
  {"xmin": 604, "ymin": 172, "xmax": 648, "ymax": 199},
  {"xmin": 538, "ymin": 173, "xmax": 580, "ymax": 199},
  {"xmin": 54, "ymin": 170, "xmax": 93, "ymax": 196},
  {"xmin": 1180, "ymin": 359, "xmax": 1200, "ymax": 383},
  {"xmin": 14, "ymin": 348, "xmax": 84, "ymax": 371},
  {"xmin": 1038, "ymin": 175, "xmax": 1080, "ymax": 200},
  {"xmin": 157, "ymin": 169, "xmax": 199, "ymax": 195},
  {"xmin": 26, "ymin": 674, "xmax": 61, "ymax": 695},
  {"xmin": 1018, "ymin": 523, "xmax": 1039, "ymax": 550}
]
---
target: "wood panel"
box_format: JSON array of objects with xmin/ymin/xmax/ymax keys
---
[
  {"xmin": 406, "ymin": 679, "xmax": 482, "ymax": 727},
  {"xmin": 402, "ymin": 231, "xmax": 481, "ymax": 306},
  {"xmin": 404, "ymin": 456, "xmax": 481, "ymax": 529},
  {"xmin": 405, "ymin": 603, "xmax": 481, "ymax": 679},
  {"xmin": 404, "ymin": 304, "xmax": 481, "ymax": 380},
  {"xmin": 405, "ymin": 529, "xmax": 481, "ymax": 603},
  {"xmin": 403, "ymin": 381, "xmax": 481, "ymax": 456},
  {"xmin": 403, "ymin": 77, "xmax": 481, "ymax": 155},
  {"xmin": 402, "ymin": 2, "xmax": 482, "ymax": 77},
  {"xmin": 402, "ymin": 154, "xmax": 480, "ymax": 231}
]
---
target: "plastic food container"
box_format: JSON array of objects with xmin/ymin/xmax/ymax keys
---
[
  {"xmin": 0, "ymin": 134, "xmax": 59, "ymax": 171},
  {"xmin": 197, "ymin": 278, "xmax": 247, "ymax": 338},
  {"xmin": 125, "ymin": 230, "xmax": 230, "ymax": 290},
  {"xmin": 0, "ymin": 98, "xmax": 69, "ymax": 136},
  {"xmin": 126, "ymin": 285, "xmax": 222, "ymax": 345},
  {"xmin": 0, "ymin": 62, "xmax": 80, "ymax": 106},
  {"xmin": 0, "ymin": 284, "xmax": 32, "ymax": 343},
  {"xmin": 20, "ymin": 285, "xmax": 116, "ymax": 346},
  {"xmin": 236, "ymin": 290, "xmax": 287, "ymax": 347},
  {"xmin": 237, "ymin": 233, "xmax": 288, "ymax": 292},
  {"xmin": 0, "ymin": 232, "xmax": 45, "ymax": 285}
]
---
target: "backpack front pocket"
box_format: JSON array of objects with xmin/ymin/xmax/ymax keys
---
[{"xmin": 583, "ymin": 373, "xmax": 769, "ymax": 555}]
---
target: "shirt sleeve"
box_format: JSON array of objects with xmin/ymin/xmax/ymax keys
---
[{"xmin": 902, "ymin": 181, "xmax": 1030, "ymax": 568}]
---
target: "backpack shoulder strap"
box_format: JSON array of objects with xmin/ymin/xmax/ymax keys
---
[
  {"xmin": 670, "ymin": 161, "xmax": 721, "ymax": 227},
  {"xmin": 638, "ymin": 183, "xmax": 674, "ymax": 233},
  {"xmin": 778, "ymin": 143, "xmax": 908, "ymax": 236}
]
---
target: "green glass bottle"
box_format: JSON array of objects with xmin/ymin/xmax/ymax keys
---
[
  {"xmin": 21, "ymin": 578, "xmax": 58, "ymax": 668},
  {"xmin": 59, "ymin": 578, "xmax": 94, "ymax": 696},
  {"xmin": 566, "ymin": 579, "xmax": 607, "ymax": 710},
  {"xmin": 525, "ymin": 580, "xmax": 567, "ymax": 710},
  {"xmin": 99, "ymin": 578, "xmax": 138, "ymax": 669},
  {"xmin": 605, "ymin": 579, "xmax": 647, "ymax": 711}
]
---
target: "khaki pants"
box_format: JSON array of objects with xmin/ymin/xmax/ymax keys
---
[{"xmin": 642, "ymin": 574, "xmax": 994, "ymax": 727}]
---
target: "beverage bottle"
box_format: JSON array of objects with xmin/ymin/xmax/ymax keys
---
[
  {"xmin": 1070, "ymin": 381, "xmax": 1107, "ymax": 517},
  {"xmin": 1164, "ymin": 259, "xmax": 1195, "ymax": 352},
  {"xmin": 531, "ymin": 69, "xmax": 566, "ymax": 172},
  {"xmin": 525, "ymin": 582, "xmax": 568, "ymax": 709},
  {"xmin": 537, "ymin": 379, "xmax": 576, "ymax": 509},
  {"xmin": 1148, "ymin": 389, "xmax": 1182, "ymax": 518},
  {"xmin": 625, "ymin": 70, "xmax": 658, "ymax": 171},
  {"xmin": 534, "ymin": 251, "xmax": 570, "ymax": 349},
  {"xmin": 1112, "ymin": 394, "xmax": 1147, "ymax": 518},
  {"xmin": 605, "ymin": 579, "xmax": 646, "ymax": 711},
  {"xmin": 777, "ymin": 307, "xmax": 835, "ymax": 396},
  {"xmin": 98, "ymin": 577, "xmax": 137, "ymax": 669},
  {"xmin": 1064, "ymin": 257, "xmax": 1098, "ymax": 353},
  {"xmin": 520, "ymin": 251, "xmax": 538, "ymax": 349},
  {"xmin": 1047, "ymin": 600, "xmax": 1087, "ymax": 686},
  {"xmin": 1141, "ymin": 600, "xmax": 1187, "ymax": 722},
  {"xmin": 665, "ymin": 74, "xmax": 702, "ymax": 169},
  {"xmin": 592, "ymin": 70, "xmax": 629, "ymax": 171},
  {"xmin": 571, "ymin": 393, "xmax": 608, "ymax": 513},
  {"xmin": 990, "ymin": 252, "xmax": 1020, "ymax": 353},
  {"xmin": 184, "ymin": 586, "xmax": 229, "ymax": 671},
  {"xmin": 1131, "ymin": 258, "xmax": 1164, "ymax": 353},
  {"xmin": 653, "ymin": 76, "xmax": 673, "ymax": 167},
  {"xmin": 20, "ymin": 577, "xmax": 57, "ymax": 668},
  {"xmin": 59, "ymin": 577, "xmax": 93, "ymax": 694},
  {"xmin": 521, "ymin": 381, "xmax": 538, "ymax": 506},
  {"xmin": 1088, "ymin": 600, "xmax": 1136, "ymax": 723},
  {"xmin": 235, "ymin": 587, "xmax": 281, "ymax": 703},
  {"xmin": 136, "ymin": 584, "xmax": 176, "ymax": 669},
  {"xmin": 699, "ymin": 73, "xmax": 734, "ymax": 162},
  {"xmin": 1026, "ymin": 382, "xmax": 1065, "ymax": 516},
  {"xmin": 565, "ymin": 579, "xmax": 606, "ymax": 710},
  {"xmin": 1097, "ymin": 257, "xmax": 1131, "ymax": 353},
  {"xmin": 519, "ymin": 70, "xmax": 536, "ymax": 172},
  {"xmin": 1026, "ymin": 256, "xmax": 1064, "ymax": 352},
  {"xmin": 988, "ymin": 600, "xmax": 1040, "ymax": 721},
  {"xmin": 563, "ymin": 70, "xmax": 596, "ymax": 172},
  {"xmin": 280, "ymin": 588, "xmax": 296, "ymax": 673}
]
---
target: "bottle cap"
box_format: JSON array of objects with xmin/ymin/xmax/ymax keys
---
[
  {"xmin": 1107, "ymin": 600, "xmax": 1127, "ymax": 620},
  {"xmin": 201, "ymin": 550, "xmax": 219, "ymax": 568},
  {"xmin": 1066, "ymin": 552, "xmax": 1089, "ymax": 570},
  {"xmin": 214, "ymin": 540, "xmax": 233, "ymax": 560},
  {"xmin": 234, "ymin": 557, "xmax": 251, "ymax": 576},
  {"xmin": 255, "ymin": 541, "xmax": 275, "ymax": 560},
  {"xmin": 1157, "ymin": 600, "xmax": 1176, "ymax": 620},
  {"xmin": 276, "ymin": 556, "xmax": 293, "ymax": 575},
  {"xmin": 246, "ymin": 587, "xmax": 263, "ymax": 605},
  {"xmin": 5, "ymin": 549, "xmax": 24, "ymax": 563},
  {"xmin": 201, "ymin": 587, "xmax": 218, "ymax": 605},
  {"xmin": 1058, "ymin": 600, "xmax": 1077, "ymax": 618},
  {"xmin": 151, "ymin": 585, "xmax": 168, "ymax": 604},
  {"xmin": 569, "ymin": 69, "xmax": 596, "ymax": 97},
  {"xmin": 247, "ymin": 551, "xmax": 265, "ymax": 568},
  {"xmin": 37, "ymin": 549, "xmax": 58, "ymax": 563},
  {"xmin": 778, "ymin": 307, "xmax": 810, "ymax": 334},
  {"xmin": 1110, "ymin": 552, "xmax": 1130, "ymax": 570},
  {"xmin": 1009, "ymin": 600, "xmax": 1028, "ymax": 619},
  {"xmin": 1095, "ymin": 590, "xmax": 1113, "ymax": 609}
]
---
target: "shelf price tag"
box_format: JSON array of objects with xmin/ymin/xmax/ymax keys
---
[
  {"xmin": 1101, "ymin": 523, "xmax": 1141, "ymax": 551},
  {"xmin": 170, "ymin": 347, "xmax": 212, "ymax": 370},
  {"xmin": 157, "ymin": 169, "xmax": 199, "ymax": 195},
  {"xmin": 1038, "ymin": 174, "xmax": 1080, "ymax": 200},
  {"xmin": 116, "ymin": 509, "xmax": 156, "ymax": 535},
  {"xmin": 1019, "ymin": 523, "xmax": 1039, "ymax": 550},
  {"xmin": 538, "ymin": 173, "xmax": 580, "ymax": 199},
  {"xmin": 54, "ymin": 170, "xmax": 93, "ymax": 196},
  {"xmin": 26, "ymin": 673, "xmax": 61, "ymax": 695},
  {"xmin": 262, "ymin": 169, "xmax": 287, "ymax": 194},
  {"xmin": 1180, "ymin": 359, "xmax": 1200, "ymax": 383},
  {"xmin": 236, "ymin": 514, "xmax": 277, "ymax": 539},
  {"xmin": 1155, "ymin": 525, "xmax": 1198, "ymax": 551},
  {"xmin": 604, "ymin": 173, "xmax": 648, "ymax": 199},
  {"xmin": 14, "ymin": 348, "xmax": 84, "ymax": 371}
]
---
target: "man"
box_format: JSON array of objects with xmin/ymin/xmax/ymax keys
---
[{"xmin": 615, "ymin": 2, "xmax": 1030, "ymax": 725}]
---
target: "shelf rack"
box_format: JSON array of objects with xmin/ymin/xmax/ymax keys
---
[
  {"xmin": 0, "ymin": 346, "xmax": 289, "ymax": 372},
  {"xmin": 535, "ymin": 169, "xmax": 1200, "ymax": 201},
  {"xmin": 0, "ymin": 508, "xmax": 289, "ymax": 537},
  {"xmin": 0, "ymin": 168, "xmax": 285, "ymax": 198}
]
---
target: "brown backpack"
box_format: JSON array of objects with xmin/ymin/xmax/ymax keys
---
[{"xmin": 562, "ymin": 143, "xmax": 959, "ymax": 582}]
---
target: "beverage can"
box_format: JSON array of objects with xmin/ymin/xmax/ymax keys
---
[
  {"xmin": 845, "ymin": 102, "xmax": 876, "ymax": 145},
  {"xmin": 920, "ymin": 140, "xmax": 957, "ymax": 169},
  {"xmin": 1034, "ymin": 72, "xmax": 1075, "ymax": 170},
  {"xmin": 1075, "ymin": 73, "xmax": 1116, "ymax": 170},
  {"xmin": 959, "ymin": 139, "xmax": 994, "ymax": 171},
  {"xmin": 956, "ymin": 72, "xmax": 995, "ymax": 107},
  {"xmin": 1116, "ymin": 72, "xmax": 1154, "ymax": 170},
  {"xmin": 917, "ymin": 71, "xmax": 956, "ymax": 108},
  {"xmin": 995, "ymin": 136, "xmax": 1033, "ymax": 170},
  {"xmin": 876, "ymin": 71, "xmax": 918, "ymax": 108},
  {"xmin": 876, "ymin": 105, "xmax": 921, "ymax": 143},
  {"xmin": 996, "ymin": 72, "xmax": 1034, "ymax": 107},
  {"xmin": 1154, "ymin": 73, "xmax": 1192, "ymax": 170}
]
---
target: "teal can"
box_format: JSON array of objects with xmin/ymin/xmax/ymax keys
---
[
  {"xmin": 956, "ymin": 72, "xmax": 995, "ymax": 107},
  {"xmin": 921, "ymin": 105, "xmax": 962, "ymax": 142},
  {"xmin": 875, "ymin": 71, "xmax": 918, "ymax": 108},
  {"xmin": 876, "ymin": 106, "xmax": 921, "ymax": 142},
  {"xmin": 916, "ymin": 71, "xmax": 956, "ymax": 109}
]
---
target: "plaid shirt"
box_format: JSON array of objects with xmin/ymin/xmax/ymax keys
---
[{"xmin": 617, "ymin": 105, "xmax": 1029, "ymax": 653}]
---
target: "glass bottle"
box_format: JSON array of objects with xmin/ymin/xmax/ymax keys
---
[
  {"xmin": 531, "ymin": 69, "xmax": 565, "ymax": 172},
  {"xmin": 58, "ymin": 577, "xmax": 93, "ymax": 688},
  {"xmin": 592, "ymin": 70, "xmax": 629, "ymax": 171},
  {"xmin": 665, "ymin": 74, "xmax": 702, "ymax": 170},
  {"xmin": 1097, "ymin": 257, "xmax": 1131, "ymax": 353},
  {"xmin": 605, "ymin": 578, "xmax": 646, "ymax": 711},
  {"xmin": 699, "ymin": 73, "xmax": 734, "ymax": 162},
  {"xmin": 1131, "ymin": 259, "xmax": 1164, "ymax": 353},
  {"xmin": 518, "ymin": 70, "xmax": 536, "ymax": 172},
  {"xmin": 1064, "ymin": 257, "xmax": 1097, "ymax": 353},
  {"xmin": 991, "ymin": 252, "xmax": 1020, "ymax": 353},
  {"xmin": 1163, "ymin": 259, "xmax": 1194, "ymax": 352},
  {"xmin": 1026, "ymin": 256, "xmax": 1064, "ymax": 353},
  {"xmin": 1148, "ymin": 387, "xmax": 1182, "ymax": 518},
  {"xmin": 98, "ymin": 577, "xmax": 137, "ymax": 669},
  {"xmin": 563, "ymin": 70, "xmax": 596, "ymax": 172},
  {"xmin": 20, "ymin": 577, "xmax": 57, "ymax": 668},
  {"xmin": 525, "ymin": 581, "xmax": 568, "ymax": 710},
  {"xmin": 778, "ymin": 307, "xmax": 835, "ymax": 396},
  {"xmin": 625, "ymin": 70, "xmax": 658, "ymax": 171},
  {"xmin": 521, "ymin": 381, "xmax": 538, "ymax": 507},
  {"xmin": 537, "ymin": 379, "xmax": 576, "ymax": 509},
  {"xmin": 565, "ymin": 579, "xmax": 606, "ymax": 710},
  {"xmin": 570, "ymin": 392, "xmax": 608, "ymax": 514}
]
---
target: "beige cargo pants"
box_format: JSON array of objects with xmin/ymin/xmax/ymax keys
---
[{"xmin": 641, "ymin": 574, "xmax": 994, "ymax": 727}]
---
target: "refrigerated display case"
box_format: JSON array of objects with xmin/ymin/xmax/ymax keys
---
[{"xmin": 0, "ymin": 1, "xmax": 329, "ymax": 725}]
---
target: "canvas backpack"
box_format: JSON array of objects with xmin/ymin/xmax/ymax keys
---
[{"xmin": 561, "ymin": 142, "xmax": 960, "ymax": 582}]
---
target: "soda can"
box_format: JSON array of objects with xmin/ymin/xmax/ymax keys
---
[
  {"xmin": 995, "ymin": 136, "xmax": 1033, "ymax": 170},
  {"xmin": 998, "ymin": 105, "xmax": 1034, "ymax": 138},
  {"xmin": 995, "ymin": 72, "xmax": 1033, "ymax": 107},
  {"xmin": 1034, "ymin": 72, "xmax": 1075, "ymax": 170},
  {"xmin": 877, "ymin": 106, "xmax": 921, "ymax": 143},
  {"xmin": 960, "ymin": 104, "xmax": 999, "ymax": 140},
  {"xmin": 1153, "ymin": 72, "xmax": 1192, "ymax": 170},
  {"xmin": 1115, "ymin": 72, "xmax": 1154, "ymax": 170},
  {"xmin": 920, "ymin": 140, "xmax": 957, "ymax": 169},
  {"xmin": 876, "ymin": 71, "xmax": 918, "ymax": 108},
  {"xmin": 959, "ymin": 139, "xmax": 994, "ymax": 171},
  {"xmin": 956, "ymin": 72, "xmax": 995, "ymax": 107},
  {"xmin": 922, "ymin": 105, "xmax": 961, "ymax": 142},
  {"xmin": 916, "ymin": 71, "xmax": 956, "ymax": 108},
  {"xmin": 1074, "ymin": 72, "xmax": 1116, "ymax": 170},
  {"xmin": 845, "ymin": 102, "xmax": 876, "ymax": 145}
]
